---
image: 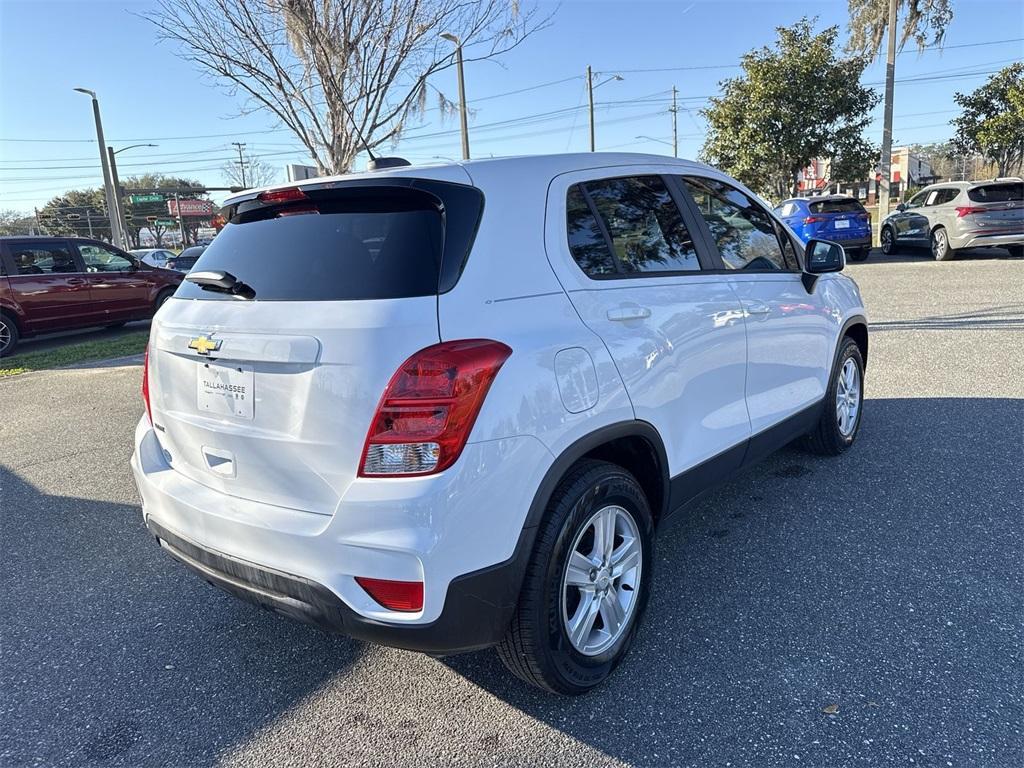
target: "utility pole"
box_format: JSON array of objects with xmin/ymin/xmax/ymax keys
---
[
  {"xmin": 587, "ymin": 65, "xmax": 595, "ymax": 152},
  {"xmin": 173, "ymin": 193, "xmax": 187, "ymax": 248},
  {"xmin": 671, "ymin": 86, "xmax": 679, "ymax": 158},
  {"xmin": 74, "ymin": 88, "xmax": 125, "ymax": 249},
  {"xmin": 86, "ymin": 209, "xmax": 94, "ymax": 238},
  {"xmin": 878, "ymin": 0, "xmax": 898, "ymax": 220},
  {"xmin": 106, "ymin": 146, "xmax": 129, "ymax": 246},
  {"xmin": 440, "ymin": 33, "xmax": 470, "ymax": 160},
  {"xmin": 231, "ymin": 141, "xmax": 248, "ymax": 187}
]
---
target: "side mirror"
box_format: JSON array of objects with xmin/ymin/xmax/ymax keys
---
[
  {"xmin": 896, "ymin": 203, "xmax": 907, "ymax": 212},
  {"xmin": 801, "ymin": 238, "xmax": 845, "ymax": 292}
]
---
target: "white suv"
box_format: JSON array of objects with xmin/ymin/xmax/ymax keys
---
[{"xmin": 131, "ymin": 154, "xmax": 868, "ymax": 694}]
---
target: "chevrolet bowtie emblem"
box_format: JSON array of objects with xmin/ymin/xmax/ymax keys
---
[{"xmin": 188, "ymin": 335, "xmax": 222, "ymax": 356}]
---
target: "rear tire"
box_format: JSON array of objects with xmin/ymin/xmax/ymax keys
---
[
  {"xmin": 880, "ymin": 226, "xmax": 897, "ymax": 255},
  {"xmin": 0, "ymin": 313, "xmax": 19, "ymax": 357},
  {"xmin": 931, "ymin": 227, "xmax": 956, "ymax": 261},
  {"xmin": 805, "ymin": 337, "xmax": 864, "ymax": 456},
  {"xmin": 1007, "ymin": 245, "xmax": 1023, "ymax": 259},
  {"xmin": 497, "ymin": 460, "xmax": 654, "ymax": 695},
  {"xmin": 154, "ymin": 288, "xmax": 174, "ymax": 313},
  {"xmin": 848, "ymin": 248, "xmax": 869, "ymax": 262}
]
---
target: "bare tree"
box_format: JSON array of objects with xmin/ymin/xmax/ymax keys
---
[
  {"xmin": 147, "ymin": 0, "xmax": 546, "ymax": 174},
  {"xmin": 221, "ymin": 155, "xmax": 280, "ymax": 189}
]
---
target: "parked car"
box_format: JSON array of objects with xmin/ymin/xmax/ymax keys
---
[
  {"xmin": 132, "ymin": 154, "xmax": 868, "ymax": 694},
  {"xmin": 880, "ymin": 179, "xmax": 1024, "ymax": 261},
  {"xmin": 0, "ymin": 237, "xmax": 182, "ymax": 356},
  {"xmin": 165, "ymin": 246, "xmax": 206, "ymax": 272},
  {"xmin": 131, "ymin": 248, "xmax": 177, "ymax": 269},
  {"xmin": 774, "ymin": 195, "xmax": 872, "ymax": 261}
]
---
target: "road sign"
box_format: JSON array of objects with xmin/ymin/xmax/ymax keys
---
[
  {"xmin": 154, "ymin": 219, "xmax": 177, "ymax": 227},
  {"xmin": 130, "ymin": 193, "xmax": 164, "ymax": 204}
]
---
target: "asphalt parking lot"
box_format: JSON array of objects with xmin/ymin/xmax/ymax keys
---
[{"xmin": 2, "ymin": 250, "xmax": 1022, "ymax": 767}]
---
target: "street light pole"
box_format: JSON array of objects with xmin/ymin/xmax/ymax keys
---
[
  {"xmin": 74, "ymin": 88, "xmax": 124, "ymax": 249},
  {"xmin": 587, "ymin": 69, "xmax": 623, "ymax": 152},
  {"xmin": 671, "ymin": 86, "xmax": 678, "ymax": 158},
  {"xmin": 441, "ymin": 33, "xmax": 470, "ymax": 160},
  {"xmin": 878, "ymin": 0, "xmax": 898, "ymax": 218}
]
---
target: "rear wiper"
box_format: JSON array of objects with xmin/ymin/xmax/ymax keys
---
[{"xmin": 185, "ymin": 270, "xmax": 256, "ymax": 300}]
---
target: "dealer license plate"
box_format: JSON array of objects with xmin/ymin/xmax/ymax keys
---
[{"xmin": 197, "ymin": 361, "xmax": 254, "ymax": 419}]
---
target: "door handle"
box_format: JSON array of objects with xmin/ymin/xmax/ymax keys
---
[
  {"xmin": 607, "ymin": 306, "xmax": 651, "ymax": 322},
  {"xmin": 745, "ymin": 301, "xmax": 771, "ymax": 316},
  {"xmin": 66, "ymin": 278, "xmax": 87, "ymax": 286}
]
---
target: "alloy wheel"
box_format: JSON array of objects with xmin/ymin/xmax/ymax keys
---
[
  {"xmin": 0, "ymin": 318, "xmax": 10, "ymax": 355},
  {"xmin": 932, "ymin": 229, "xmax": 948, "ymax": 260},
  {"xmin": 561, "ymin": 504, "xmax": 642, "ymax": 656},
  {"xmin": 836, "ymin": 358, "xmax": 861, "ymax": 437},
  {"xmin": 881, "ymin": 228, "xmax": 894, "ymax": 254}
]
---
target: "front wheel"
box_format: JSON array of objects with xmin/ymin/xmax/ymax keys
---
[
  {"xmin": 497, "ymin": 460, "xmax": 654, "ymax": 695},
  {"xmin": 154, "ymin": 289, "xmax": 174, "ymax": 313},
  {"xmin": 931, "ymin": 227, "xmax": 956, "ymax": 261},
  {"xmin": 880, "ymin": 226, "xmax": 897, "ymax": 255},
  {"xmin": 1007, "ymin": 245, "xmax": 1023, "ymax": 259},
  {"xmin": 805, "ymin": 337, "xmax": 864, "ymax": 456}
]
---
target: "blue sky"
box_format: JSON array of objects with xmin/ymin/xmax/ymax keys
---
[{"xmin": 1, "ymin": 0, "xmax": 1021, "ymax": 213}]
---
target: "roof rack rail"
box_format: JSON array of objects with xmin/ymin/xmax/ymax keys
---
[{"xmin": 990, "ymin": 176, "xmax": 1023, "ymax": 183}]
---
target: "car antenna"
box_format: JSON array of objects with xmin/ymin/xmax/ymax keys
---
[{"xmin": 335, "ymin": 100, "xmax": 410, "ymax": 172}]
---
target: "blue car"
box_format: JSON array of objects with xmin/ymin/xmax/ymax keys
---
[{"xmin": 774, "ymin": 195, "xmax": 872, "ymax": 261}]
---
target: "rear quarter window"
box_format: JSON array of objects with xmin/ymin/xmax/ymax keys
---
[
  {"xmin": 968, "ymin": 183, "xmax": 1024, "ymax": 203},
  {"xmin": 175, "ymin": 182, "xmax": 483, "ymax": 301}
]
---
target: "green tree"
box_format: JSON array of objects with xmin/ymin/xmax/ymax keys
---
[
  {"xmin": 701, "ymin": 18, "xmax": 879, "ymax": 200},
  {"xmin": 845, "ymin": 0, "xmax": 953, "ymax": 56},
  {"xmin": 37, "ymin": 189, "xmax": 111, "ymax": 240},
  {"xmin": 0, "ymin": 209, "xmax": 37, "ymax": 236},
  {"xmin": 951, "ymin": 63, "xmax": 1024, "ymax": 178}
]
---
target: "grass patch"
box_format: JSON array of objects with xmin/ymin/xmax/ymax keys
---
[{"xmin": 0, "ymin": 331, "xmax": 148, "ymax": 377}]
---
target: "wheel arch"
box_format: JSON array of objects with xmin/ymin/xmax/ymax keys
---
[{"xmin": 837, "ymin": 315, "xmax": 869, "ymax": 369}]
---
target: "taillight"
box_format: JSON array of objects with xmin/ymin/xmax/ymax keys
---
[
  {"xmin": 359, "ymin": 339, "xmax": 512, "ymax": 477},
  {"xmin": 956, "ymin": 206, "xmax": 986, "ymax": 217},
  {"xmin": 142, "ymin": 343, "xmax": 153, "ymax": 424},
  {"xmin": 355, "ymin": 577, "xmax": 424, "ymax": 612},
  {"xmin": 803, "ymin": 215, "xmax": 824, "ymax": 224},
  {"xmin": 257, "ymin": 187, "xmax": 307, "ymax": 204}
]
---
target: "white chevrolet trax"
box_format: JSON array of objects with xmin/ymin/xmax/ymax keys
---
[{"xmin": 132, "ymin": 153, "xmax": 868, "ymax": 694}]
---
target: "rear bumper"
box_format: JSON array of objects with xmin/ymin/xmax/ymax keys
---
[
  {"xmin": 949, "ymin": 230, "xmax": 1024, "ymax": 250},
  {"xmin": 146, "ymin": 518, "xmax": 524, "ymax": 655},
  {"xmin": 835, "ymin": 235, "xmax": 871, "ymax": 251},
  {"xmin": 131, "ymin": 417, "xmax": 552, "ymax": 654}
]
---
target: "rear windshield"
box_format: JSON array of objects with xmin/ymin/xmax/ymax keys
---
[
  {"xmin": 808, "ymin": 198, "xmax": 864, "ymax": 214},
  {"xmin": 175, "ymin": 182, "xmax": 481, "ymax": 302},
  {"xmin": 967, "ymin": 182, "xmax": 1023, "ymax": 203}
]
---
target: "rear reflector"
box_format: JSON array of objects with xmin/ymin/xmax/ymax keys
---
[
  {"xmin": 257, "ymin": 187, "xmax": 307, "ymax": 204},
  {"xmin": 955, "ymin": 206, "xmax": 987, "ymax": 217},
  {"xmin": 355, "ymin": 577, "xmax": 424, "ymax": 612},
  {"xmin": 359, "ymin": 340, "xmax": 512, "ymax": 477}
]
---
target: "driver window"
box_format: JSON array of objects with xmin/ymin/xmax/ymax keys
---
[
  {"xmin": 79, "ymin": 244, "xmax": 133, "ymax": 272},
  {"xmin": 905, "ymin": 192, "xmax": 927, "ymax": 209}
]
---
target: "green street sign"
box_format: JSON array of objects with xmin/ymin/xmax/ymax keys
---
[
  {"xmin": 130, "ymin": 193, "xmax": 164, "ymax": 204},
  {"xmin": 154, "ymin": 219, "xmax": 177, "ymax": 227}
]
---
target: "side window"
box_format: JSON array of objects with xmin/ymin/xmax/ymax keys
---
[
  {"xmin": 934, "ymin": 189, "xmax": 959, "ymax": 205},
  {"xmin": 680, "ymin": 176, "xmax": 791, "ymax": 271},
  {"xmin": 905, "ymin": 191, "xmax": 927, "ymax": 209},
  {"xmin": 578, "ymin": 176, "xmax": 700, "ymax": 275},
  {"xmin": 9, "ymin": 243, "xmax": 79, "ymax": 275},
  {"xmin": 566, "ymin": 186, "xmax": 617, "ymax": 277},
  {"xmin": 79, "ymin": 243, "xmax": 133, "ymax": 272}
]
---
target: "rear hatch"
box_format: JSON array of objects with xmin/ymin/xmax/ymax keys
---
[
  {"xmin": 147, "ymin": 179, "xmax": 483, "ymax": 515},
  {"xmin": 960, "ymin": 182, "xmax": 1024, "ymax": 233},
  {"xmin": 806, "ymin": 198, "xmax": 870, "ymax": 239}
]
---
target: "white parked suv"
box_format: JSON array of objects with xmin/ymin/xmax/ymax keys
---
[{"xmin": 131, "ymin": 154, "xmax": 868, "ymax": 694}]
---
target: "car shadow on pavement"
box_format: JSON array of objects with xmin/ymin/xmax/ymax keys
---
[
  {"xmin": 858, "ymin": 247, "xmax": 1020, "ymax": 265},
  {"xmin": 869, "ymin": 305, "xmax": 1024, "ymax": 332},
  {"xmin": 0, "ymin": 467, "xmax": 364, "ymax": 768},
  {"xmin": 444, "ymin": 396, "xmax": 1023, "ymax": 767}
]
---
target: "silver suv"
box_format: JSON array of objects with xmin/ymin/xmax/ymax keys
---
[{"xmin": 880, "ymin": 179, "xmax": 1023, "ymax": 261}]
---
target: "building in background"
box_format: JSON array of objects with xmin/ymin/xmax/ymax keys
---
[{"xmin": 796, "ymin": 146, "xmax": 937, "ymax": 202}]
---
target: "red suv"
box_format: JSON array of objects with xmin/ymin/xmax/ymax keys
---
[{"xmin": 0, "ymin": 237, "xmax": 183, "ymax": 356}]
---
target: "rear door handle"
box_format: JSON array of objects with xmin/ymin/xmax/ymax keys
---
[
  {"xmin": 66, "ymin": 278, "xmax": 87, "ymax": 286},
  {"xmin": 745, "ymin": 301, "xmax": 771, "ymax": 316},
  {"xmin": 607, "ymin": 306, "xmax": 651, "ymax": 322}
]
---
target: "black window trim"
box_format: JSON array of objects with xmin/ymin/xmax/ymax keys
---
[
  {"xmin": 72, "ymin": 239, "xmax": 137, "ymax": 273},
  {"xmin": 672, "ymin": 173, "xmax": 804, "ymax": 275},
  {"xmin": 565, "ymin": 173, "xmax": 717, "ymax": 282},
  {"xmin": 2, "ymin": 238, "xmax": 86, "ymax": 276}
]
